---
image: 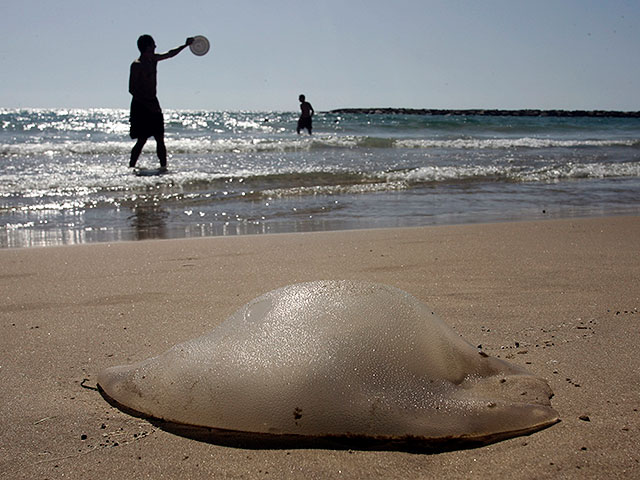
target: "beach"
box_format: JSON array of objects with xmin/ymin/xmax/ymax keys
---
[{"xmin": 1, "ymin": 215, "xmax": 639, "ymax": 479}]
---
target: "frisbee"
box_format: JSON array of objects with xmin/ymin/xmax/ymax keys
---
[{"xmin": 190, "ymin": 35, "xmax": 210, "ymax": 56}]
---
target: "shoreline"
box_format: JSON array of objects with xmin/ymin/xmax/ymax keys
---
[
  {"xmin": 5, "ymin": 209, "xmax": 640, "ymax": 250},
  {"xmin": 3, "ymin": 109, "xmax": 638, "ymax": 251},
  {"xmin": 2, "ymin": 215, "xmax": 639, "ymax": 478}
]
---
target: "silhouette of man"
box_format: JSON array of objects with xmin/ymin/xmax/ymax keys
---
[
  {"xmin": 129, "ymin": 35, "xmax": 193, "ymax": 171},
  {"xmin": 296, "ymin": 94, "xmax": 314, "ymax": 135}
]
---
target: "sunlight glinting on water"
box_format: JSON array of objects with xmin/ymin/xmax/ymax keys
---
[{"xmin": 1, "ymin": 108, "xmax": 639, "ymax": 247}]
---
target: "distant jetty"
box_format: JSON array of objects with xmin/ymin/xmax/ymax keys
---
[{"xmin": 329, "ymin": 108, "xmax": 640, "ymax": 118}]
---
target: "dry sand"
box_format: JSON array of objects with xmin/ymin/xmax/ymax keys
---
[{"xmin": 1, "ymin": 216, "xmax": 639, "ymax": 479}]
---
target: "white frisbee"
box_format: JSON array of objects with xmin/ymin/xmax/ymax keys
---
[{"xmin": 189, "ymin": 35, "xmax": 210, "ymax": 56}]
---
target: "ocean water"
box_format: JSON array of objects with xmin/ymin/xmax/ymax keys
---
[{"xmin": 1, "ymin": 108, "xmax": 639, "ymax": 248}]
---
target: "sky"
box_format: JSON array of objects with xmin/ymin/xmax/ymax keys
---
[{"xmin": 1, "ymin": 0, "xmax": 639, "ymax": 111}]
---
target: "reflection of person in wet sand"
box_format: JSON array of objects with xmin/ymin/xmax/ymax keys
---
[
  {"xmin": 130, "ymin": 203, "xmax": 169, "ymax": 240},
  {"xmin": 129, "ymin": 35, "xmax": 193, "ymax": 171},
  {"xmin": 296, "ymin": 94, "xmax": 314, "ymax": 135}
]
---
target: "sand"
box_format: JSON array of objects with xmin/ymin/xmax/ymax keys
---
[{"xmin": 1, "ymin": 216, "xmax": 639, "ymax": 479}]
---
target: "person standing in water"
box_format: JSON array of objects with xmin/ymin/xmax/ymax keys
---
[
  {"xmin": 128, "ymin": 35, "xmax": 193, "ymax": 171},
  {"xmin": 296, "ymin": 94, "xmax": 314, "ymax": 135}
]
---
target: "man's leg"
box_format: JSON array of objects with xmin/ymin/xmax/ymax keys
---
[
  {"xmin": 130, "ymin": 138, "xmax": 147, "ymax": 168},
  {"xmin": 155, "ymin": 135, "xmax": 167, "ymax": 169}
]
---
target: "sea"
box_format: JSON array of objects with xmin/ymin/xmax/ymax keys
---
[{"xmin": 1, "ymin": 108, "xmax": 639, "ymax": 248}]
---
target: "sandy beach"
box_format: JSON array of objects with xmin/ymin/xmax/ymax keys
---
[{"xmin": 1, "ymin": 216, "xmax": 639, "ymax": 479}]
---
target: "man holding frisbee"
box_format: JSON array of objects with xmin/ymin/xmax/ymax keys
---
[{"xmin": 128, "ymin": 35, "xmax": 193, "ymax": 171}]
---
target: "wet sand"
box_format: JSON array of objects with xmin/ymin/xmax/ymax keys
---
[{"xmin": 1, "ymin": 216, "xmax": 639, "ymax": 479}]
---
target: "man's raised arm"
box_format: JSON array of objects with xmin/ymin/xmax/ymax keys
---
[{"xmin": 156, "ymin": 37, "xmax": 194, "ymax": 61}]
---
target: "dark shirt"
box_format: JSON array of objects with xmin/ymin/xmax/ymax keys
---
[
  {"xmin": 129, "ymin": 57, "xmax": 161, "ymax": 112},
  {"xmin": 300, "ymin": 101, "xmax": 313, "ymax": 119}
]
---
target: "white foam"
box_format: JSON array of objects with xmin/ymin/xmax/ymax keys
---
[{"xmin": 395, "ymin": 137, "xmax": 637, "ymax": 149}]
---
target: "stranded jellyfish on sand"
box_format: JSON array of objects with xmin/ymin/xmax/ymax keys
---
[{"xmin": 98, "ymin": 281, "xmax": 558, "ymax": 450}]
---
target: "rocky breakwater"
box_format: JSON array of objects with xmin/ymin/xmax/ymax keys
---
[{"xmin": 329, "ymin": 108, "xmax": 640, "ymax": 118}]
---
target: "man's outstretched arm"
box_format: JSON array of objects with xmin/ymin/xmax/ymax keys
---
[{"xmin": 156, "ymin": 37, "xmax": 194, "ymax": 61}]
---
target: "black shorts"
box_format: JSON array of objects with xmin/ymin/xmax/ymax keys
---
[
  {"xmin": 297, "ymin": 116, "xmax": 312, "ymax": 132},
  {"xmin": 129, "ymin": 99, "xmax": 164, "ymax": 139}
]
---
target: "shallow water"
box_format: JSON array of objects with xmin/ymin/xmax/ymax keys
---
[{"xmin": 1, "ymin": 109, "xmax": 639, "ymax": 248}]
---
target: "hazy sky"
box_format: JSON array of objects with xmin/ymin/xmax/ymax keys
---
[{"xmin": 2, "ymin": 0, "xmax": 639, "ymax": 111}]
